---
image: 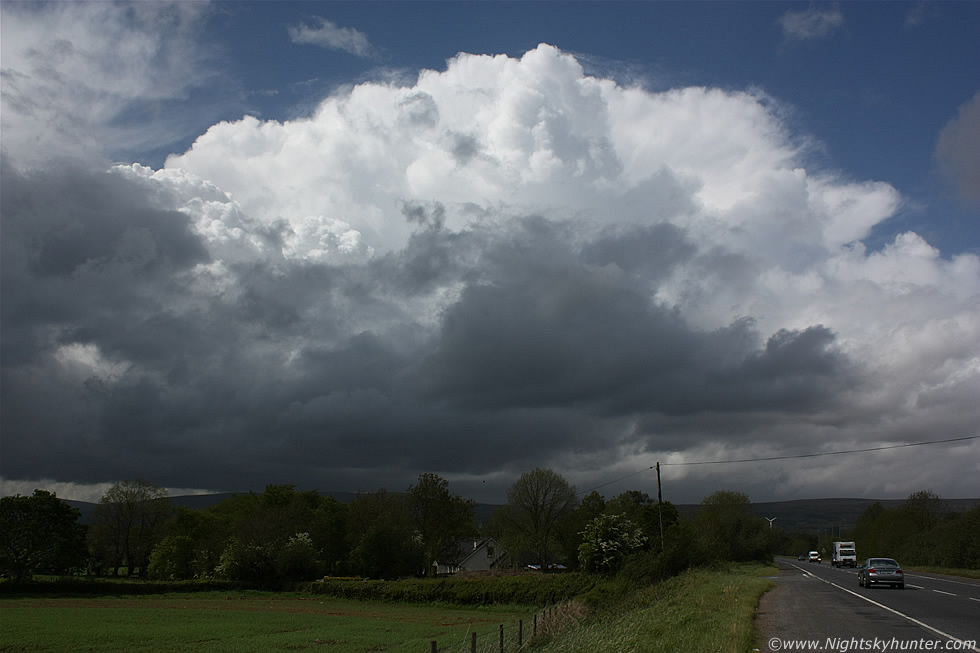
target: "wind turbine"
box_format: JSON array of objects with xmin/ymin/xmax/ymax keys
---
[{"xmin": 766, "ymin": 517, "xmax": 777, "ymax": 529}]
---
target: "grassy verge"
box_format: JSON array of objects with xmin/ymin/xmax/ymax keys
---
[
  {"xmin": 904, "ymin": 566, "xmax": 980, "ymax": 580},
  {"xmin": 0, "ymin": 592, "xmax": 530, "ymax": 652},
  {"xmin": 527, "ymin": 563, "xmax": 777, "ymax": 653}
]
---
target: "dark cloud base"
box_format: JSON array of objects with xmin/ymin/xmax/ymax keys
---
[{"xmin": 2, "ymin": 160, "xmax": 863, "ymax": 502}]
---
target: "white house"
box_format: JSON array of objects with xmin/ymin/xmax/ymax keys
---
[{"xmin": 434, "ymin": 537, "xmax": 508, "ymax": 575}]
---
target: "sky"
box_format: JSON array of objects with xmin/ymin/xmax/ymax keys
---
[{"xmin": 1, "ymin": 1, "xmax": 978, "ymax": 507}]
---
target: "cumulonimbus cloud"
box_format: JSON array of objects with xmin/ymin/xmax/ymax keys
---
[{"xmin": 2, "ymin": 42, "xmax": 978, "ymax": 503}]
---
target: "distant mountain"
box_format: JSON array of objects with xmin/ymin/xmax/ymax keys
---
[
  {"xmin": 65, "ymin": 499, "xmax": 99, "ymax": 524},
  {"xmin": 64, "ymin": 493, "xmax": 978, "ymax": 532},
  {"xmin": 64, "ymin": 490, "xmax": 361, "ymax": 525},
  {"xmin": 677, "ymin": 497, "xmax": 980, "ymax": 534}
]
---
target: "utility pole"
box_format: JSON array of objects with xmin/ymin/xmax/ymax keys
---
[{"xmin": 656, "ymin": 462, "xmax": 664, "ymax": 551}]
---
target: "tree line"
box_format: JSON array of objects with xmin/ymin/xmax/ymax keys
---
[
  {"xmin": 851, "ymin": 491, "xmax": 980, "ymax": 568},
  {"xmin": 14, "ymin": 471, "xmax": 973, "ymax": 587},
  {"xmin": 769, "ymin": 490, "xmax": 980, "ymax": 569}
]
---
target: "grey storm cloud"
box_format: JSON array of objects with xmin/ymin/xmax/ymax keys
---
[{"xmin": 1, "ymin": 159, "xmax": 858, "ymax": 497}]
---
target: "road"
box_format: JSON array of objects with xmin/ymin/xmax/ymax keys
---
[{"xmin": 755, "ymin": 557, "xmax": 980, "ymax": 652}]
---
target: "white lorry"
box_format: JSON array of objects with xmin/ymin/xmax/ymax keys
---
[{"xmin": 832, "ymin": 541, "xmax": 857, "ymax": 568}]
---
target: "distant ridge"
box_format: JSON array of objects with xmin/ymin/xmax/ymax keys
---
[
  {"xmin": 64, "ymin": 490, "xmax": 360, "ymax": 525},
  {"xmin": 681, "ymin": 497, "xmax": 980, "ymax": 533},
  {"xmin": 64, "ymin": 493, "xmax": 978, "ymax": 532}
]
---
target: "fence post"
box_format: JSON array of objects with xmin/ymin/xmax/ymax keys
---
[
  {"xmin": 430, "ymin": 641, "xmax": 437, "ymax": 653},
  {"xmin": 533, "ymin": 613, "xmax": 537, "ymax": 637},
  {"xmin": 471, "ymin": 632, "xmax": 477, "ymax": 653},
  {"xmin": 499, "ymin": 624, "xmax": 504, "ymax": 653},
  {"xmin": 518, "ymin": 620, "xmax": 523, "ymax": 646}
]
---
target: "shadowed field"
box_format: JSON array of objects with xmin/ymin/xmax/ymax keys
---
[{"xmin": 0, "ymin": 593, "xmax": 530, "ymax": 652}]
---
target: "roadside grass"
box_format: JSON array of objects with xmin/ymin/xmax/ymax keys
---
[
  {"xmin": 904, "ymin": 566, "xmax": 980, "ymax": 580},
  {"xmin": 0, "ymin": 593, "xmax": 530, "ymax": 652},
  {"xmin": 527, "ymin": 563, "xmax": 777, "ymax": 653}
]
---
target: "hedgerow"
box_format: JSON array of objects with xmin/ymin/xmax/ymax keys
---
[
  {"xmin": 310, "ymin": 572, "xmax": 597, "ymax": 606},
  {"xmin": 0, "ymin": 577, "xmax": 242, "ymax": 595}
]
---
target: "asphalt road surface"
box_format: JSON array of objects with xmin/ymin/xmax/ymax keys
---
[{"xmin": 755, "ymin": 557, "xmax": 980, "ymax": 652}]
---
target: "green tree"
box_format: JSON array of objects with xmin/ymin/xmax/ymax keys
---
[
  {"xmin": 407, "ymin": 473, "xmax": 477, "ymax": 576},
  {"xmin": 217, "ymin": 536, "xmax": 277, "ymax": 586},
  {"xmin": 578, "ymin": 491, "xmax": 607, "ymax": 522},
  {"xmin": 557, "ymin": 490, "xmax": 607, "ymax": 568},
  {"xmin": 853, "ymin": 501, "xmax": 885, "ymax": 556},
  {"xmin": 578, "ymin": 513, "xmax": 647, "ymax": 574},
  {"xmin": 155, "ymin": 487, "xmax": 351, "ymax": 584},
  {"xmin": 697, "ymin": 490, "xmax": 771, "ymax": 563},
  {"xmin": 213, "ymin": 485, "xmax": 325, "ymax": 587},
  {"xmin": 606, "ymin": 490, "xmax": 679, "ymax": 549},
  {"xmin": 930, "ymin": 505, "xmax": 980, "ymax": 568},
  {"xmin": 88, "ymin": 480, "xmax": 170, "ymax": 576},
  {"xmin": 501, "ymin": 468, "xmax": 578, "ymax": 567},
  {"xmin": 308, "ymin": 496, "xmax": 350, "ymax": 576},
  {"xmin": 0, "ymin": 490, "xmax": 87, "ymax": 582},
  {"xmin": 165, "ymin": 506, "xmax": 228, "ymax": 579},
  {"xmin": 899, "ymin": 490, "xmax": 948, "ymax": 532},
  {"xmin": 148, "ymin": 535, "xmax": 196, "ymax": 580},
  {"xmin": 347, "ymin": 490, "xmax": 421, "ymax": 578}
]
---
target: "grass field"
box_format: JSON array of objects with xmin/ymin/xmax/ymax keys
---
[
  {"xmin": 0, "ymin": 592, "xmax": 531, "ymax": 652},
  {"xmin": 0, "ymin": 565, "xmax": 778, "ymax": 652}
]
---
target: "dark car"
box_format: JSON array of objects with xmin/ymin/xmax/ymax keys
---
[
  {"xmin": 857, "ymin": 557, "xmax": 904, "ymax": 589},
  {"xmin": 798, "ymin": 554, "xmax": 806, "ymax": 561}
]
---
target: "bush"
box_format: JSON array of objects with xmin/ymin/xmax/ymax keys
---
[
  {"xmin": 277, "ymin": 532, "xmax": 320, "ymax": 581},
  {"xmin": 578, "ymin": 514, "xmax": 647, "ymax": 574},
  {"xmin": 616, "ymin": 521, "xmax": 708, "ymax": 589}
]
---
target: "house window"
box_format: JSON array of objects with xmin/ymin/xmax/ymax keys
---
[{"xmin": 487, "ymin": 544, "xmax": 495, "ymax": 558}]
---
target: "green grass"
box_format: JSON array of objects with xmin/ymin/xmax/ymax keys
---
[
  {"xmin": 527, "ymin": 564, "xmax": 777, "ymax": 653},
  {"xmin": 0, "ymin": 565, "xmax": 781, "ymax": 652},
  {"xmin": 904, "ymin": 566, "xmax": 980, "ymax": 580},
  {"xmin": 0, "ymin": 592, "xmax": 531, "ymax": 652}
]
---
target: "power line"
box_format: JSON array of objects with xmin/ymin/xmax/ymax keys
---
[
  {"xmin": 663, "ymin": 435, "xmax": 978, "ymax": 466},
  {"xmin": 580, "ymin": 435, "xmax": 978, "ymax": 496}
]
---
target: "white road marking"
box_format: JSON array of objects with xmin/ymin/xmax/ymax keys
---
[
  {"xmin": 907, "ymin": 584, "xmax": 924, "ymax": 589},
  {"xmin": 933, "ymin": 589, "xmax": 957, "ymax": 596},
  {"xmin": 789, "ymin": 563, "xmax": 980, "ymax": 653}
]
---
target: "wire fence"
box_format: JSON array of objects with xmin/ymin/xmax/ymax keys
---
[{"xmin": 428, "ymin": 604, "xmax": 570, "ymax": 652}]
